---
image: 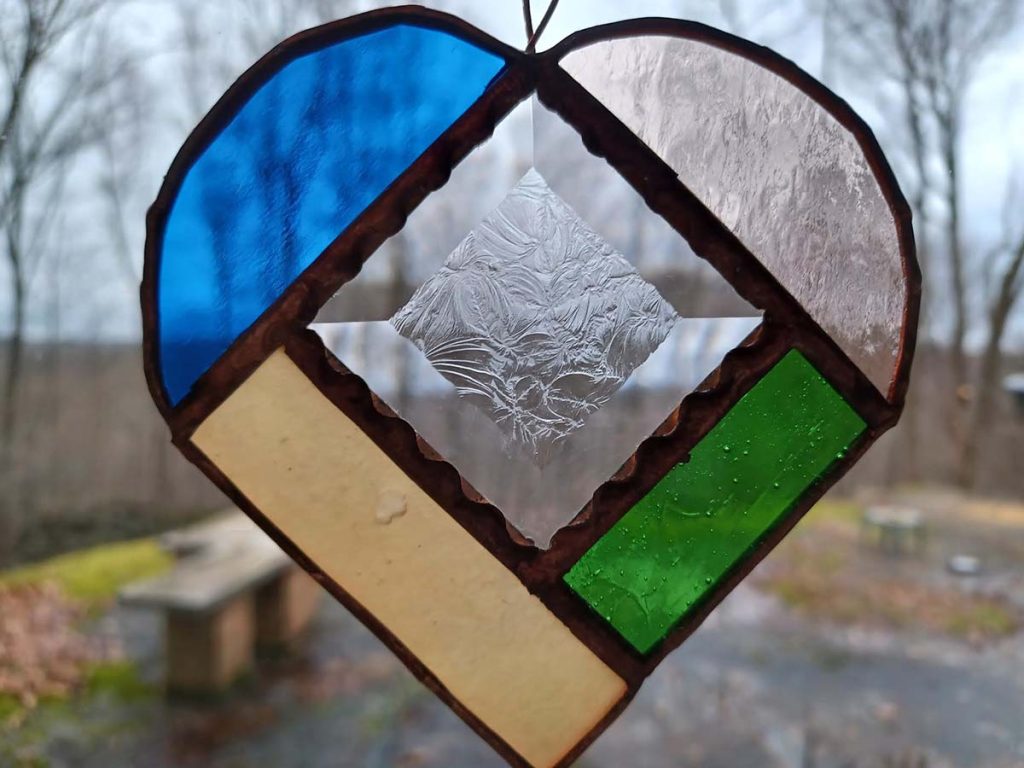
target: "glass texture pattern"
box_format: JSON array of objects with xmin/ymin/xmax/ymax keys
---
[
  {"xmin": 562, "ymin": 38, "xmax": 906, "ymax": 395},
  {"xmin": 313, "ymin": 99, "xmax": 760, "ymax": 548},
  {"xmin": 391, "ymin": 170, "xmax": 678, "ymax": 464},
  {"xmin": 158, "ymin": 24, "xmax": 505, "ymax": 404},
  {"xmin": 564, "ymin": 350, "xmax": 867, "ymax": 654}
]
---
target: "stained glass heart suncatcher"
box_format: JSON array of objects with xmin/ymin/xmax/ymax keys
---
[{"xmin": 142, "ymin": 8, "xmax": 919, "ymax": 768}]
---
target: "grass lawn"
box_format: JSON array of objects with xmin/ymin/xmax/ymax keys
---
[
  {"xmin": 756, "ymin": 498, "xmax": 1022, "ymax": 642},
  {"xmin": 0, "ymin": 537, "xmax": 171, "ymax": 608},
  {"xmin": 0, "ymin": 537, "xmax": 171, "ymax": 733}
]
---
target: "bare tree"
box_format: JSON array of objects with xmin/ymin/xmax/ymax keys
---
[
  {"xmin": 0, "ymin": 0, "xmax": 137, "ymax": 560},
  {"xmin": 965, "ymin": 179, "xmax": 1024, "ymax": 484},
  {"xmin": 95, "ymin": 41, "xmax": 151, "ymax": 289},
  {"xmin": 0, "ymin": 0, "xmax": 128, "ymax": 433},
  {"xmin": 829, "ymin": 0, "xmax": 1022, "ymax": 487}
]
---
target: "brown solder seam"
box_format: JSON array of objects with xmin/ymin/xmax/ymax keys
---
[{"xmin": 142, "ymin": 10, "xmax": 919, "ymax": 768}]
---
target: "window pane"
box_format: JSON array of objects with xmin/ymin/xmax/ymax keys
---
[{"xmin": 314, "ymin": 99, "xmax": 761, "ymax": 548}]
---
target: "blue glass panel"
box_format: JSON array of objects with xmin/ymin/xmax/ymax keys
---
[{"xmin": 158, "ymin": 24, "xmax": 506, "ymax": 404}]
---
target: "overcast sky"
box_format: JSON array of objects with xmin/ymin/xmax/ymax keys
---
[{"xmin": 4, "ymin": 0, "xmax": 1023, "ymax": 346}]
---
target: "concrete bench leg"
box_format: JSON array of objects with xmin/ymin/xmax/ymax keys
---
[
  {"xmin": 166, "ymin": 593, "xmax": 255, "ymax": 695},
  {"xmin": 255, "ymin": 567, "xmax": 322, "ymax": 651}
]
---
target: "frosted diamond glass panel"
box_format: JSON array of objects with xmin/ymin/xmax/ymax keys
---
[
  {"xmin": 312, "ymin": 100, "xmax": 762, "ymax": 548},
  {"xmin": 562, "ymin": 38, "xmax": 905, "ymax": 395},
  {"xmin": 392, "ymin": 170, "xmax": 678, "ymax": 464}
]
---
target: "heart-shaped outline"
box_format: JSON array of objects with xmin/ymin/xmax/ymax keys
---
[{"xmin": 141, "ymin": 7, "xmax": 919, "ymax": 767}]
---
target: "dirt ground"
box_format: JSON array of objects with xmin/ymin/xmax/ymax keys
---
[{"xmin": 2, "ymin": 489, "xmax": 1023, "ymax": 768}]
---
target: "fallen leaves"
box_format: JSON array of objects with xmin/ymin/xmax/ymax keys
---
[
  {"xmin": 0, "ymin": 581, "xmax": 120, "ymax": 711},
  {"xmin": 756, "ymin": 537, "xmax": 1020, "ymax": 644}
]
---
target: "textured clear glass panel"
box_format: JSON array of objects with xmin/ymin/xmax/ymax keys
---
[
  {"xmin": 532, "ymin": 101, "xmax": 755, "ymax": 319},
  {"xmin": 158, "ymin": 25, "xmax": 505, "ymax": 404},
  {"xmin": 315, "ymin": 99, "xmax": 534, "ymax": 324},
  {"xmin": 313, "ymin": 100, "xmax": 761, "ymax": 548},
  {"xmin": 315, "ymin": 317, "xmax": 758, "ymax": 548},
  {"xmin": 562, "ymin": 38, "xmax": 905, "ymax": 395},
  {"xmin": 315, "ymin": 98, "xmax": 760, "ymax": 324},
  {"xmin": 564, "ymin": 350, "xmax": 867, "ymax": 654},
  {"xmin": 392, "ymin": 170, "xmax": 678, "ymax": 464}
]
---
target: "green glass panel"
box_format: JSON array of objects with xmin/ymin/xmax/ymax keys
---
[{"xmin": 563, "ymin": 349, "xmax": 866, "ymax": 654}]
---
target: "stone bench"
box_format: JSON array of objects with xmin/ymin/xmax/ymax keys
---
[
  {"xmin": 120, "ymin": 512, "xmax": 321, "ymax": 695},
  {"xmin": 860, "ymin": 504, "xmax": 927, "ymax": 556}
]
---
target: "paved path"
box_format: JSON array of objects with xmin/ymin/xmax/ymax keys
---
[{"xmin": 14, "ymin": 575, "xmax": 1022, "ymax": 768}]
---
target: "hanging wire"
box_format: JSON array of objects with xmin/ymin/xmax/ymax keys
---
[
  {"xmin": 524, "ymin": 0, "xmax": 560, "ymax": 52},
  {"xmin": 522, "ymin": 0, "xmax": 535, "ymax": 44}
]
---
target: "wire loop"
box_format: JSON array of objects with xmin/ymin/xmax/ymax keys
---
[{"xmin": 523, "ymin": 0, "xmax": 560, "ymax": 52}]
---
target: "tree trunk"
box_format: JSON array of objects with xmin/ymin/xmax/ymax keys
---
[
  {"xmin": 0, "ymin": 275, "xmax": 26, "ymax": 561},
  {"xmin": 2, "ymin": 275, "xmax": 26, "ymax": 451},
  {"xmin": 939, "ymin": 110, "xmax": 972, "ymax": 488},
  {"xmin": 388, "ymin": 233, "xmax": 410, "ymax": 410},
  {"xmin": 960, "ymin": 240, "xmax": 1024, "ymax": 488}
]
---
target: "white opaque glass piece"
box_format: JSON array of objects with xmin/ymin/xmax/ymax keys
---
[{"xmin": 561, "ymin": 37, "xmax": 906, "ymax": 395}]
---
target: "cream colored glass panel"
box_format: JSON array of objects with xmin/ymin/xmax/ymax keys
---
[
  {"xmin": 192, "ymin": 349, "xmax": 626, "ymax": 768},
  {"xmin": 562, "ymin": 37, "xmax": 905, "ymax": 395}
]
